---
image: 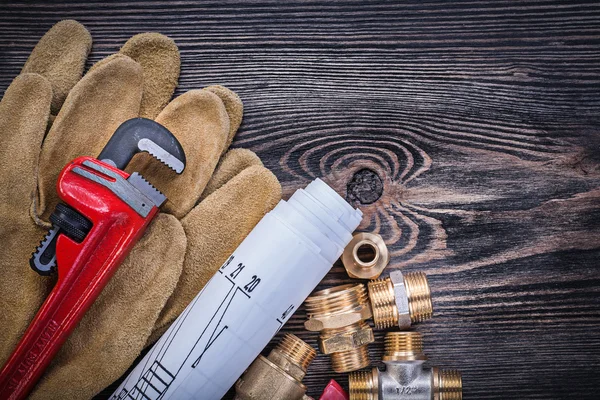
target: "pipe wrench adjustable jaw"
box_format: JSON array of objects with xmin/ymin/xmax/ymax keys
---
[{"xmin": 0, "ymin": 118, "xmax": 186, "ymax": 400}]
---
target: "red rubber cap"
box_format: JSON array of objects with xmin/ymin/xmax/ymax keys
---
[{"xmin": 319, "ymin": 379, "xmax": 349, "ymax": 400}]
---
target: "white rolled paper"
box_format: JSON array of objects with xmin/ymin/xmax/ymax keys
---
[{"xmin": 111, "ymin": 178, "xmax": 362, "ymax": 400}]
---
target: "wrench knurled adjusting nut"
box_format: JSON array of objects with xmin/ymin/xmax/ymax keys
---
[
  {"xmin": 304, "ymin": 283, "xmax": 374, "ymax": 373},
  {"xmin": 234, "ymin": 334, "xmax": 317, "ymax": 400},
  {"xmin": 342, "ymin": 233, "xmax": 389, "ymax": 279},
  {"xmin": 368, "ymin": 271, "xmax": 433, "ymax": 329}
]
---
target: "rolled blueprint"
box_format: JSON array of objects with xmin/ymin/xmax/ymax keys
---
[{"xmin": 111, "ymin": 178, "xmax": 363, "ymax": 399}]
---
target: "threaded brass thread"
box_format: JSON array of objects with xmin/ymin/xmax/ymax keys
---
[
  {"xmin": 404, "ymin": 272, "xmax": 433, "ymax": 323},
  {"xmin": 304, "ymin": 283, "xmax": 370, "ymax": 317},
  {"xmin": 305, "ymin": 284, "xmax": 374, "ymax": 373},
  {"xmin": 439, "ymin": 369, "xmax": 462, "ymax": 400},
  {"xmin": 383, "ymin": 331, "xmax": 427, "ymax": 361},
  {"xmin": 368, "ymin": 272, "xmax": 433, "ymax": 329},
  {"xmin": 367, "ymin": 278, "xmax": 398, "ymax": 329},
  {"xmin": 276, "ymin": 334, "xmax": 317, "ymax": 371},
  {"xmin": 348, "ymin": 367, "xmax": 379, "ymax": 400},
  {"xmin": 330, "ymin": 344, "xmax": 370, "ymax": 373},
  {"xmin": 433, "ymin": 368, "xmax": 463, "ymax": 400}
]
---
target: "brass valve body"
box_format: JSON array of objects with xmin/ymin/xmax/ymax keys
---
[
  {"xmin": 349, "ymin": 332, "xmax": 462, "ymax": 400},
  {"xmin": 304, "ymin": 283, "xmax": 375, "ymax": 372},
  {"xmin": 235, "ymin": 334, "xmax": 316, "ymax": 400},
  {"xmin": 368, "ymin": 270, "xmax": 433, "ymax": 330},
  {"xmin": 342, "ymin": 233, "xmax": 389, "ymax": 279}
]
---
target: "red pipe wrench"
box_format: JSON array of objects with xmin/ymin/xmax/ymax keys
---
[{"xmin": 0, "ymin": 118, "xmax": 186, "ymax": 400}]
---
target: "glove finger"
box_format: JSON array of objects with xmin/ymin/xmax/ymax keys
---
[
  {"xmin": 148, "ymin": 165, "xmax": 281, "ymax": 342},
  {"xmin": 0, "ymin": 73, "xmax": 53, "ymax": 365},
  {"xmin": 200, "ymin": 148, "xmax": 263, "ymax": 201},
  {"xmin": 22, "ymin": 20, "xmax": 92, "ymax": 115},
  {"xmin": 120, "ymin": 33, "xmax": 180, "ymax": 120},
  {"xmin": 35, "ymin": 54, "xmax": 143, "ymax": 224},
  {"xmin": 29, "ymin": 214, "xmax": 186, "ymax": 400},
  {"xmin": 126, "ymin": 89, "xmax": 230, "ymax": 219},
  {"xmin": 0, "ymin": 74, "xmax": 52, "ymax": 206},
  {"xmin": 204, "ymin": 85, "xmax": 243, "ymax": 152}
]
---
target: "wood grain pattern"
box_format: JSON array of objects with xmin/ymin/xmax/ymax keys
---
[{"xmin": 1, "ymin": 1, "xmax": 599, "ymax": 399}]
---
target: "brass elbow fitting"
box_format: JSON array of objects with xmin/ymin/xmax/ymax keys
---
[
  {"xmin": 235, "ymin": 334, "xmax": 316, "ymax": 400},
  {"xmin": 348, "ymin": 332, "xmax": 462, "ymax": 400},
  {"xmin": 368, "ymin": 270, "xmax": 433, "ymax": 330},
  {"xmin": 304, "ymin": 283, "xmax": 375, "ymax": 373}
]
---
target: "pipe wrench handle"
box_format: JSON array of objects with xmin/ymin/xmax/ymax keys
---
[{"xmin": 0, "ymin": 157, "xmax": 160, "ymax": 400}]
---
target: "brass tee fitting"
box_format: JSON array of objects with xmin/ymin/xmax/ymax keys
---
[
  {"xmin": 348, "ymin": 332, "xmax": 462, "ymax": 400},
  {"xmin": 235, "ymin": 334, "xmax": 316, "ymax": 400},
  {"xmin": 304, "ymin": 283, "xmax": 375, "ymax": 373},
  {"xmin": 368, "ymin": 270, "xmax": 433, "ymax": 330}
]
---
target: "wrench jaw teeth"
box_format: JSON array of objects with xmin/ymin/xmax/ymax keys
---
[
  {"xmin": 137, "ymin": 138, "xmax": 185, "ymax": 174},
  {"xmin": 97, "ymin": 118, "xmax": 186, "ymax": 174},
  {"xmin": 127, "ymin": 172, "xmax": 167, "ymax": 208},
  {"xmin": 30, "ymin": 226, "xmax": 59, "ymax": 276}
]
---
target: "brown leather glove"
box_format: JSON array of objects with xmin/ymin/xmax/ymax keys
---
[{"xmin": 0, "ymin": 20, "xmax": 281, "ymax": 399}]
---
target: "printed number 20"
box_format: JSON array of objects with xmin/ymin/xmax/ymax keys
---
[{"xmin": 244, "ymin": 275, "xmax": 261, "ymax": 293}]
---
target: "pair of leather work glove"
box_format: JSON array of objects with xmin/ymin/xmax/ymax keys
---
[{"xmin": 0, "ymin": 20, "xmax": 282, "ymax": 399}]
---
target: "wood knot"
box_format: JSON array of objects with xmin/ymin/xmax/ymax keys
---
[{"xmin": 346, "ymin": 168, "xmax": 383, "ymax": 205}]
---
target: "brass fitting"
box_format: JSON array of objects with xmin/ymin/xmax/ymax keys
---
[
  {"xmin": 368, "ymin": 270, "xmax": 433, "ymax": 330},
  {"xmin": 304, "ymin": 283, "xmax": 375, "ymax": 372},
  {"xmin": 342, "ymin": 233, "xmax": 389, "ymax": 279},
  {"xmin": 349, "ymin": 332, "xmax": 462, "ymax": 400},
  {"xmin": 235, "ymin": 334, "xmax": 316, "ymax": 400}
]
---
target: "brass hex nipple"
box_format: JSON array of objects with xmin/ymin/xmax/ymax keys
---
[
  {"xmin": 368, "ymin": 270, "xmax": 433, "ymax": 330},
  {"xmin": 348, "ymin": 331, "xmax": 462, "ymax": 400},
  {"xmin": 235, "ymin": 334, "xmax": 316, "ymax": 400},
  {"xmin": 304, "ymin": 283, "xmax": 374, "ymax": 373},
  {"xmin": 325, "ymin": 322, "xmax": 371, "ymax": 372},
  {"xmin": 342, "ymin": 233, "xmax": 390, "ymax": 279}
]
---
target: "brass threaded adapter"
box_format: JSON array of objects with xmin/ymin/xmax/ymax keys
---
[
  {"xmin": 275, "ymin": 333, "xmax": 316, "ymax": 372},
  {"xmin": 304, "ymin": 283, "xmax": 371, "ymax": 320},
  {"xmin": 304, "ymin": 283, "xmax": 374, "ymax": 372},
  {"xmin": 235, "ymin": 334, "xmax": 317, "ymax": 400},
  {"xmin": 383, "ymin": 331, "xmax": 427, "ymax": 361},
  {"xmin": 330, "ymin": 341, "xmax": 370, "ymax": 373},
  {"xmin": 405, "ymin": 272, "xmax": 433, "ymax": 324},
  {"xmin": 304, "ymin": 283, "xmax": 373, "ymax": 331},
  {"xmin": 433, "ymin": 368, "xmax": 463, "ymax": 400},
  {"xmin": 368, "ymin": 270, "xmax": 433, "ymax": 329},
  {"xmin": 349, "ymin": 367, "xmax": 379, "ymax": 400},
  {"xmin": 368, "ymin": 278, "xmax": 398, "ymax": 329}
]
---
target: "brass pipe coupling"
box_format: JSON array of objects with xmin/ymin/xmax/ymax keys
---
[
  {"xmin": 304, "ymin": 283, "xmax": 375, "ymax": 373},
  {"xmin": 349, "ymin": 332, "xmax": 462, "ymax": 400},
  {"xmin": 235, "ymin": 334, "xmax": 316, "ymax": 400},
  {"xmin": 368, "ymin": 270, "xmax": 433, "ymax": 329}
]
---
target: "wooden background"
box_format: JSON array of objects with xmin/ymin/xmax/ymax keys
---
[{"xmin": 1, "ymin": 1, "xmax": 599, "ymax": 399}]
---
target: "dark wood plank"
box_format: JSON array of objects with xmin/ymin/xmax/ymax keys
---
[{"xmin": 1, "ymin": 1, "xmax": 599, "ymax": 399}]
